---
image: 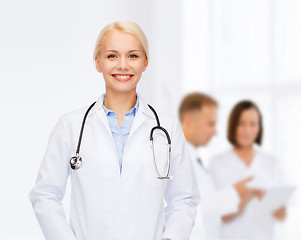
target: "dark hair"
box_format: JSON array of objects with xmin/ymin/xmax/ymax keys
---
[
  {"xmin": 227, "ymin": 100, "xmax": 263, "ymax": 146},
  {"xmin": 179, "ymin": 92, "xmax": 218, "ymax": 122}
]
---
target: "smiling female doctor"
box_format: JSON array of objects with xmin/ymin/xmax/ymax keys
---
[{"xmin": 29, "ymin": 20, "xmax": 200, "ymax": 240}]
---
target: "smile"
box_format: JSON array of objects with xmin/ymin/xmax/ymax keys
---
[{"xmin": 112, "ymin": 74, "xmax": 134, "ymax": 82}]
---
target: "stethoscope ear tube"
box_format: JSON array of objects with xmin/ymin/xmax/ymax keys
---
[
  {"xmin": 150, "ymin": 126, "xmax": 171, "ymax": 145},
  {"xmin": 148, "ymin": 104, "xmax": 172, "ymax": 179},
  {"xmin": 75, "ymin": 102, "xmax": 97, "ymax": 155},
  {"xmin": 150, "ymin": 138, "xmax": 171, "ymax": 180}
]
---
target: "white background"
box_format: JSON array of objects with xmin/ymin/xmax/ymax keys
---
[{"xmin": 0, "ymin": 0, "xmax": 300, "ymax": 239}]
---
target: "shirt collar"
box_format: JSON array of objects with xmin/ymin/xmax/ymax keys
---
[{"xmin": 102, "ymin": 94, "xmax": 139, "ymax": 116}]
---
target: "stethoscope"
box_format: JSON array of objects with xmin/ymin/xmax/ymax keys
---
[{"xmin": 70, "ymin": 102, "xmax": 172, "ymax": 180}]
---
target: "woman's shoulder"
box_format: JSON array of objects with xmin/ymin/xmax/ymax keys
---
[
  {"xmin": 254, "ymin": 147, "xmax": 277, "ymax": 163},
  {"xmin": 52, "ymin": 103, "xmax": 97, "ymax": 133},
  {"xmin": 155, "ymin": 110, "xmax": 178, "ymax": 126},
  {"xmin": 60, "ymin": 105, "xmax": 92, "ymax": 122},
  {"xmin": 138, "ymin": 94, "xmax": 179, "ymax": 128},
  {"xmin": 148, "ymin": 107, "xmax": 180, "ymax": 135}
]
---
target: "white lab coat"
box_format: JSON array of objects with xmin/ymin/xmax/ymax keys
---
[
  {"xmin": 188, "ymin": 144, "xmax": 240, "ymax": 240},
  {"xmin": 209, "ymin": 147, "xmax": 283, "ymax": 239},
  {"xmin": 29, "ymin": 93, "xmax": 200, "ymax": 240}
]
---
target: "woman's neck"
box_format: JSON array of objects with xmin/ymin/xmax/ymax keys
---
[
  {"xmin": 233, "ymin": 145, "xmax": 254, "ymax": 166},
  {"xmin": 104, "ymin": 87, "xmax": 137, "ymax": 127}
]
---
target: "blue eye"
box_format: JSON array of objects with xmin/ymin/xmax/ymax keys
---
[
  {"xmin": 129, "ymin": 54, "xmax": 138, "ymax": 58},
  {"xmin": 108, "ymin": 54, "xmax": 117, "ymax": 58}
]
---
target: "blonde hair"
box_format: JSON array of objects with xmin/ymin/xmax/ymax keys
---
[{"xmin": 93, "ymin": 20, "xmax": 149, "ymax": 61}]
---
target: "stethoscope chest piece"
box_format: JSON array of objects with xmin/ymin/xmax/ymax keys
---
[{"xmin": 70, "ymin": 155, "xmax": 83, "ymax": 170}]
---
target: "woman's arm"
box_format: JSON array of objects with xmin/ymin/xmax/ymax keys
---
[
  {"xmin": 162, "ymin": 120, "xmax": 201, "ymax": 240},
  {"xmin": 29, "ymin": 116, "xmax": 77, "ymax": 240},
  {"xmin": 222, "ymin": 188, "xmax": 265, "ymax": 223}
]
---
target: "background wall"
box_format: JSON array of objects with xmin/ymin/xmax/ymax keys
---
[{"xmin": 0, "ymin": 0, "xmax": 300, "ymax": 239}]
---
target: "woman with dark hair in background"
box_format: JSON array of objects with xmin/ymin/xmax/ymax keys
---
[{"xmin": 209, "ymin": 100, "xmax": 286, "ymax": 239}]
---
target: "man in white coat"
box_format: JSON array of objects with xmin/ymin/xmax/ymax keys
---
[{"xmin": 179, "ymin": 93, "xmax": 253, "ymax": 239}]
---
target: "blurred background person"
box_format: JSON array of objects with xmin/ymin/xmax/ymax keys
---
[
  {"xmin": 209, "ymin": 100, "xmax": 287, "ymax": 239},
  {"xmin": 179, "ymin": 93, "xmax": 254, "ymax": 239}
]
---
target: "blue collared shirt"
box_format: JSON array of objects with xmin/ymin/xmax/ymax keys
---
[{"xmin": 102, "ymin": 96, "xmax": 139, "ymax": 173}]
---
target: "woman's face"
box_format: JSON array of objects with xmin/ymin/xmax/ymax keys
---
[
  {"xmin": 235, "ymin": 107, "xmax": 260, "ymax": 148},
  {"xmin": 95, "ymin": 30, "xmax": 148, "ymax": 94}
]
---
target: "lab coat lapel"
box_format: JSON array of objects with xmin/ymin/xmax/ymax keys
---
[
  {"xmin": 96, "ymin": 110, "xmax": 113, "ymax": 138},
  {"xmin": 127, "ymin": 93, "xmax": 155, "ymax": 142},
  {"xmin": 88, "ymin": 94, "xmax": 114, "ymax": 142}
]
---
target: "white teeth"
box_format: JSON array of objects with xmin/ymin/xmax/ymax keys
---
[{"xmin": 115, "ymin": 75, "xmax": 131, "ymax": 79}]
